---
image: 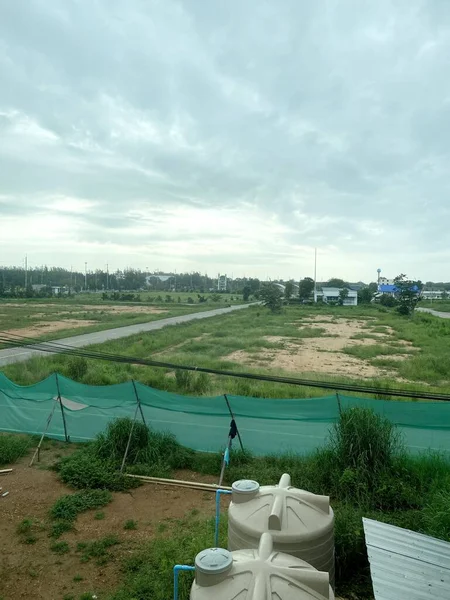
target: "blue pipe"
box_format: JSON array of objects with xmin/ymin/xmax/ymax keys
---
[
  {"xmin": 215, "ymin": 489, "xmax": 232, "ymax": 547},
  {"xmin": 173, "ymin": 565, "xmax": 195, "ymax": 600}
]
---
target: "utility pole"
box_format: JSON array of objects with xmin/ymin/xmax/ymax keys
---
[
  {"xmin": 24, "ymin": 255, "xmax": 28, "ymax": 289},
  {"xmin": 70, "ymin": 265, "xmax": 73, "ymax": 292},
  {"xmin": 313, "ymin": 247, "xmax": 317, "ymax": 303},
  {"xmin": 106, "ymin": 264, "xmax": 109, "ymax": 290},
  {"xmin": 85, "ymin": 262, "xmax": 87, "ymax": 291}
]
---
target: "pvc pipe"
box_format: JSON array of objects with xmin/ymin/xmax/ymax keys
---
[
  {"xmin": 215, "ymin": 489, "xmax": 232, "ymax": 547},
  {"xmin": 173, "ymin": 565, "xmax": 195, "ymax": 600}
]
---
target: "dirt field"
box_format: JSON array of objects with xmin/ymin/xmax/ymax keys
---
[
  {"xmin": 5, "ymin": 320, "xmax": 98, "ymax": 338},
  {"xmin": 0, "ymin": 448, "xmax": 220, "ymax": 600},
  {"xmin": 226, "ymin": 315, "xmax": 415, "ymax": 380}
]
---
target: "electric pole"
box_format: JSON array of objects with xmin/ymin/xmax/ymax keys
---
[{"xmin": 85, "ymin": 262, "xmax": 87, "ymax": 290}]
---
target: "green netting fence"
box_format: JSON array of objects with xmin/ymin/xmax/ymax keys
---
[{"xmin": 1, "ymin": 372, "xmax": 449, "ymax": 456}]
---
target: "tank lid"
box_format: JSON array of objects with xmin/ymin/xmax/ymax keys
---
[
  {"xmin": 195, "ymin": 548, "xmax": 233, "ymax": 575},
  {"xmin": 232, "ymin": 479, "xmax": 260, "ymax": 494}
]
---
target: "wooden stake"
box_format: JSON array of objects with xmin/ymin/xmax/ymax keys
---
[
  {"xmin": 126, "ymin": 474, "xmax": 232, "ymax": 492},
  {"xmin": 29, "ymin": 399, "xmax": 58, "ymax": 467}
]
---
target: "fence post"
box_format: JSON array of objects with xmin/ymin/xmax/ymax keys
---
[
  {"xmin": 55, "ymin": 373, "xmax": 70, "ymax": 442},
  {"xmin": 336, "ymin": 391, "xmax": 342, "ymax": 416},
  {"xmin": 132, "ymin": 379, "xmax": 146, "ymax": 426},
  {"xmin": 224, "ymin": 394, "xmax": 244, "ymax": 451}
]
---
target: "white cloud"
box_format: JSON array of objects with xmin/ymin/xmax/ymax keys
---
[{"xmin": 1, "ymin": 0, "xmax": 450, "ymax": 281}]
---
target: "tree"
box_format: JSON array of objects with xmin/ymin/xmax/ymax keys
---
[
  {"xmin": 242, "ymin": 285, "xmax": 251, "ymax": 302},
  {"xmin": 327, "ymin": 278, "xmax": 347, "ymax": 288},
  {"xmin": 260, "ymin": 283, "xmax": 283, "ymax": 313},
  {"xmin": 358, "ymin": 287, "xmax": 374, "ymax": 304},
  {"xmin": 298, "ymin": 277, "xmax": 315, "ymax": 301},
  {"xmin": 394, "ymin": 274, "xmax": 421, "ymax": 316},
  {"xmin": 338, "ymin": 288, "xmax": 349, "ymax": 306},
  {"xmin": 284, "ymin": 281, "xmax": 294, "ymax": 301}
]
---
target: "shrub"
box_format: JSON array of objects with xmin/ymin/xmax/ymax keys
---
[
  {"xmin": 93, "ymin": 418, "xmax": 149, "ymax": 465},
  {"xmin": 66, "ymin": 357, "xmax": 88, "ymax": 380},
  {"xmin": 124, "ymin": 520, "xmax": 138, "ymax": 530}
]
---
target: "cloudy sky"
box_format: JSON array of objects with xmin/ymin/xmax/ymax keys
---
[{"xmin": 1, "ymin": 0, "xmax": 449, "ymax": 282}]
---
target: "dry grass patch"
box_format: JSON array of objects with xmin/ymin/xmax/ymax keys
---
[{"xmin": 225, "ymin": 317, "xmax": 416, "ymax": 380}]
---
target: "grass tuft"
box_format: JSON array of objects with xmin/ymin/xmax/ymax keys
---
[
  {"xmin": 124, "ymin": 519, "xmax": 138, "ymax": 530},
  {"xmin": 76, "ymin": 535, "xmax": 120, "ymax": 565}
]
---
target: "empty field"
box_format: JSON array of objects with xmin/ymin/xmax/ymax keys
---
[
  {"xmin": 0, "ymin": 293, "xmax": 243, "ymax": 343},
  {"xmin": 3, "ymin": 304, "xmax": 450, "ymax": 398}
]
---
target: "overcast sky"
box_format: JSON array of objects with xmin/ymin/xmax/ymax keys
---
[{"xmin": 1, "ymin": 0, "xmax": 449, "ymax": 282}]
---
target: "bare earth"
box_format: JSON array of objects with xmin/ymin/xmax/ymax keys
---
[
  {"xmin": 0, "ymin": 452, "xmax": 220, "ymax": 600},
  {"xmin": 5, "ymin": 320, "xmax": 98, "ymax": 339},
  {"xmin": 227, "ymin": 316, "xmax": 413, "ymax": 380}
]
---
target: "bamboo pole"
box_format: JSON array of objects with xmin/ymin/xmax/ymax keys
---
[
  {"xmin": 0, "ymin": 469, "xmax": 13, "ymax": 475},
  {"xmin": 126, "ymin": 474, "xmax": 232, "ymax": 492},
  {"xmin": 29, "ymin": 399, "xmax": 58, "ymax": 467}
]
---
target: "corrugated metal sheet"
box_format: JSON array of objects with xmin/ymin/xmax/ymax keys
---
[{"xmin": 363, "ymin": 518, "xmax": 450, "ymax": 600}]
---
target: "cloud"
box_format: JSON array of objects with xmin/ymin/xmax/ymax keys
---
[{"xmin": 1, "ymin": 0, "xmax": 450, "ymax": 281}]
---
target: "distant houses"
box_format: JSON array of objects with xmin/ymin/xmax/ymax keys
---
[{"xmin": 316, "ymin": 287, "xmax": 358, "ymax": 306}]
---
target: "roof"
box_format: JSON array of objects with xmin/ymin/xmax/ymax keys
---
[
  {"xmin": 363, "ymin": 518, "xmax": 450, "ymax": 600},
  {"xmin": 378, "ymin": 284, "xmax": 420, "ymax": 293}
]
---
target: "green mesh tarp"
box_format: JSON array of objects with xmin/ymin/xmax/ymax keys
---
[{"xmin": 1, "ymin": 372, "xmax": 450, "ymax": 455}]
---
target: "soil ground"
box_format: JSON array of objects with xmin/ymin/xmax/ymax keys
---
[
  {"xmin": 0, "ymin": 444, "xmax": 222, "ymax": 600},
  {"xmin": 226, "ymin": 315, "xmax": 415, "ymax": 380}
]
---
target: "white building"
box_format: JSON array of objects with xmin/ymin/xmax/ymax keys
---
[
  {"xmin": 422, "ymin": 290, "xmax": 445, "ymax": 300},
  {"xmin": 217, "ymin": 274, "xmax": 227, "ymax": 292},
  {"xmin": 317, "ymin": 287, "xmax": 358, "ymax": 306}
]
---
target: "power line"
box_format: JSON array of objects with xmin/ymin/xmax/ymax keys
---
[{"xmin": 0, "ymin": 330, "xmax": 449, "ymax": 402}]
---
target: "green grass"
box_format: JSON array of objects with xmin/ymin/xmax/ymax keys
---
[
  {"xmin": 16, "ymin": 517, "xmax": 44, "ymax": 544},
  {"xmin": 94, "ymin": 512, "xmax": 105, "ymax": 520},
  {"xmin": 50, "ymin": 541, "xmax": 70, "ymax": 555},
  {"xmin": 0, "ymin": 294, "xmax": 244, "ymax": 345},
  {"xmin": 73, "ymin": 575, "xmax": 84, "ymax": 582},
  {"xmin": 123, "ymin": 520, "xmax": 137, "ymax": 531},
  {"xmin": 0, "ymin": 434, "xmax": 30, "ymax": 465},
  {"xmin": 108, "ymin": 515, "xmax": 221, "ymax": 600},
  {"xmin": 48, "ymin": 490, "xmax": 112, "ymax": 539},
  {"xmin": 4, "ymin": 304, "xmax": 450, "ymax": 396},
  {"xmin": 76, "ymin": 535, "xmax": 120, "ymax": 565}
]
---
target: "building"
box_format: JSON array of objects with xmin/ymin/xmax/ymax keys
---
[
  {"xmin": 317, "ymin": 287, "xmax": 358, "ymax": 306},
  {"xmin": 422, "ymin": 290, "xmax": 445, "ymax": 300},
  {"xmin": 217, "ymin": 274, "xmax": 227, "ymax": 292}
]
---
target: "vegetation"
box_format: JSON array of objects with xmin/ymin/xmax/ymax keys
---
[
  {"xmin": 124, "ymin": 519, "xmax": 138, "ymax": 530},
  {"xmin": 48, "ymin": 489, "xmax": 112, "ymax": 538},
  {"xmin": 298, "ymin": 277, "xmax": 315, "ymax": 301},
  {"xmin": 76, "ymin": 535, "xmax": 120, "ymax": 565},
  {"xmin": 4, "ymin": 303, "xmax": 450, "ymax": 398},
  {"xmin": 50, "ymin": 540, "xmax": 70, "ymax": 555},
  {"xmin": 0, "ymin": 434, "xmax": 30, "ymax": 465},
  {"xmin": 394, "ymin": 273, "xmax": 422, "ymax": 316},
  {"xmin": 259, "ymin": 283, "xmax": 283, "ymax": 313}
]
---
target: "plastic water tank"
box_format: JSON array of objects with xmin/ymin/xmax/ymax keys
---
[
  {"xmin": 190, "ymin": 532, "xmax": 335, "ymax": 600},
  {"xmin": 228, "ymin": 473, "xmax": 335, "ymax": 586}
]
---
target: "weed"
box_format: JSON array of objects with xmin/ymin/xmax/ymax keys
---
[
  {"xmin": 28, "ymin": 568, "xmax": 38, "ymax": 578},
  {"xmin": 94, "ymin": 512, "xmax": 105, "ymax": 520},
  {"xmin": 57, "ymin": 448, "xmax": 138, "ymax": 491},
  {"xmin": 73, "ymin": 575, "xmax": 84, "ymax": 582},
  {"xmin": 66, "ymin": 356, "xmax": 88, "ymax": 380},
  {"xmin": 17, "ymin": 518, "xmax": 34, "ymax": 535},
  {"xmin": 157, "ymin": 523, "xmax": 168, "ymax": 534},
  {"xmin": 24, "ymin": 535, "xmax": 38, "ymax": 545},
  {"xmin": 63, "ymin": 595, "xmax": 75, "ymax": 600},
  {"xmin": 50, "ymin": 541, "xmax": 70, "ymax": 555},
  {"xmin": 124, "ymin": 520, "xmax": 137, "ymax": 530},
  {"xmin": 50, "ymin": 489, "xmax": 112, "ymax": 523},
  {"xmin": 93, "ymin": 418, "xmax": 149, "ymax": 464},
  {"xmin": 0, "ymin": 434, "xmax": 29, "ymax": 465},
  {"xmin": 50, "ymin": 521, "xmax": 73, "ymax": 538},
  {"xmin": 76, "ymin": 535, "xmax": 120, "ymax": 565}
]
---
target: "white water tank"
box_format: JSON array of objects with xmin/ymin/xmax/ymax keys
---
[
  {"xmin": 191, "ymin": 532, "xmax": 335, "ymax": 600},
  {"xmin": 228, "ymin": 473, "xmax": 335, "ymax": 586}
]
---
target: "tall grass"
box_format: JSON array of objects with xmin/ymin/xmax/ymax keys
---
[{"xmin": 0, "ymin": 434, "xmax": 30, "ymax": 465}]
